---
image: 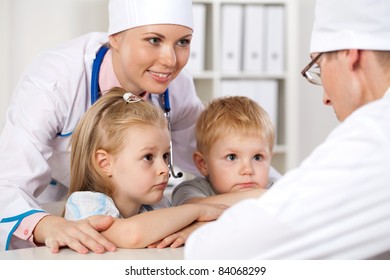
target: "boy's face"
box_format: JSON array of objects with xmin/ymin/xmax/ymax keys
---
[{"xmin": 198, "ymin": 133, "xmax": 272, "ymax": 194}]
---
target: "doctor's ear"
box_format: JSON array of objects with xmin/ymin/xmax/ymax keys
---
[
  {"xmin": 347, "ymin": 49, "xmax": 361, "ymax": 70},
  {"xmin": 108, "ymin": 33, "xmax": 122, "ymax": 50},
  {"xmin": 95, "ymin": 149, "xmax": 113, "ymax": 176},
  {"xmin": 193, "ymin": 151, "xmax": 208, "ymax": 177}
]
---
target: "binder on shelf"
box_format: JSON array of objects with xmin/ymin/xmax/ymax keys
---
[
  {"xmin": 243, "ymin": 5, "xmax": 265, "ymax": 73},
  {"xmin": 253, "ymin": 79, "xmax": 278, "ymax": 129},
  {"xmin": 265, "ymin": 5, "xmax": 285, "ymax": 74},
  {"xmin": 221, "ymin": 4, "xmax": 244, "ymax": 73},
  {"xmin": 186, "ymin": 3, "xmax": 206, "ymax": 72},
  {"xmin": 238, "ymin": 79, "xmax": 258, "ymax": 102},
  {"xmin": 219, "ymin": 79, "xmax": 241, "ymax": 98}
]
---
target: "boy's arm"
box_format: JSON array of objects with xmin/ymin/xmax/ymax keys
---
[
  {"xmin": 150, "ymin": 189, "xmax": 266, "ymax": 249},
  {"xmin": 182, "ymin": 188, "xmax": 266, "ymax": 206},
  {"xmin": 172, "ymin": 177, "xmax": 267, "ymax": 207}
]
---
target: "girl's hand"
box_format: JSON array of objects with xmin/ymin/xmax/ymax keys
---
[{"xmin": 148, "ymin": 222, "xmax": 207, "ymax": 249}]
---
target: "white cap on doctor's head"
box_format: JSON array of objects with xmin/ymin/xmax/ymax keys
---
[
  {"xmin": 310, "ymin": 0, "xmax": 390, "ymax": 53},
  {"xmin": 108, "ymin": 0, "xmax": 194, "ymax": 36}
]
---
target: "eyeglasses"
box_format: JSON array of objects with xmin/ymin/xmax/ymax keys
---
[{"xmin": 301, "ymin": 53, "xmax": 323, "ymax": 85}]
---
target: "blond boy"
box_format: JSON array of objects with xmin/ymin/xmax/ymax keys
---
[{"xmin": 172, "ymin": 96, "xmax": 277, "ymax": 206}]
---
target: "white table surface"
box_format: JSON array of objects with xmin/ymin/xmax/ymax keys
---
[{"xmin": 0, "ymin": 246, "xmax": 184, "ymax": 260}]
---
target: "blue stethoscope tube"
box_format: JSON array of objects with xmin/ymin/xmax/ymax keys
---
[
  {"xmin": 91, "ymin": 45, "xmax": 109, "ymax": 104},
  {"xmin": 91, "ymin": 45, "xmax": 182, "ymax": 178}
]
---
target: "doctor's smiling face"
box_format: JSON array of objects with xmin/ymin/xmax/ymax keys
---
[{"xmin": 109, "ymin": 24, "xmax": 193, "ymax": 96}]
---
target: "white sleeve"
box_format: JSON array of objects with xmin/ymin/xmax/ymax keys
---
[
  {"xmin": 0, "ymin": 75, "xmax": 67, "ymax": 250},
  {"xmin": 65, "ymin": 192, "xmax": 120, "ymax": 220},
  {"xmin": 185, "ymin": 199, "xmax": 297, "ymax": 259},
  {"xmin": 168, "ymin": 69, "xmax": 204, "ymax": 177}
]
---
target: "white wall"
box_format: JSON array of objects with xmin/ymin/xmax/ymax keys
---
[
  {"xmin": 0, "ymin": 0, "xmax": 108, "ymax": 128},
  {"xmin": 0, "ymin": 0, "xmax": 11, "ymax": 130},
  {"xmin": 0, "ymin": 0, "xmax": 339, "ymax": 166},
  {"xmin": 296, "ymin": 0, "xmax": 339, "ymax": 162}
]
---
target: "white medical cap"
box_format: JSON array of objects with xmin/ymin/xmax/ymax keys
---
[
  {"xmin": 310, "ymin": 0, "xmax": 390, "ymax": 53},
  {"xmin": 108, "ymin": 0, "xmax": 194, "ymax": 35}
]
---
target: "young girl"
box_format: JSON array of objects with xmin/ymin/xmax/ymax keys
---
[
  {"xmin": 64, "ymin": 87, "xmax": 225, "ymax": 249},
  {"xmin": 0, "ymin": 0, "xmax": 204, "ymax": 253}
]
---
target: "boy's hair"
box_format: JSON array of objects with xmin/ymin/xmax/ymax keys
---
[
  {"xmin": 196, "ymin": 95, "xmax": 275, "ymax": 154},
  {"xmin": 69, "ymin": 87, "xmax": 167, "ymax": 197}
]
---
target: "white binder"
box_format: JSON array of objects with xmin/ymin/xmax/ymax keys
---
[
  {"xmin": 187, "ymin": 3, "xmax": 206, "ymax": 72},
  {"xmin": 221, "ymin": 4, "xmax": 244, "ymax": 73},
  {"xmin": 243, "ymin": 5, "xmax": 265, "ymax": 73},
  {"xmin": 254, "ymin": 80, "xmax": 278, "ymax": 129},
  {"xmin": 220, "ymin": 79, "xmax": 278, "ymax": 129},
  {"xmin": 219, "ymin": 79, "xmax": 278, "ymax": 129},
  {"xmin": 239, "ymin": 80, "xmax": 278, "ymax": 129},
  {"xmin": 219, "ymin": 79, "xmax": 241, "ymax": 98},
  {"xmin": 265, "ymin": 6, "xmax": 285, "ymax": 74}
]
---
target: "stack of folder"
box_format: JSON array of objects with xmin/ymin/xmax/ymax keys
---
[{"xmin": 221, "ymin": 4, "xmax": 285, "ymax": 74}]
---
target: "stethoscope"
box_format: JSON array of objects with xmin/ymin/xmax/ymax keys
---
[{"xmin": 91, "ymin": 45, "xmax": 182, "ymax": 178}]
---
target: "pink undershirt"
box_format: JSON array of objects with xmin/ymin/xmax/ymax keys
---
[
  {"xmin": 98, "ymin": 49, "xmax": 121, "ymax": 94},
  {"xmin": 99, "ymin": 49, "xmax": 149, "ymax": 99}
]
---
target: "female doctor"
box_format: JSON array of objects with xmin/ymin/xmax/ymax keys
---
[{"xmin": 0, "ymin": 0, "xmax": 203, "ymax": 253}]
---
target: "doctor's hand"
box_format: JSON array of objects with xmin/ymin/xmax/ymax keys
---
[{"xmin": 33, "ymin": 215, "xmax": 117, "ymax": 254}]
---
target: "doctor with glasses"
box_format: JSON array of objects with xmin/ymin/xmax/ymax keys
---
[{"xmin": 185, "ymin": 0, "xmax": 390, "ymax": 260}]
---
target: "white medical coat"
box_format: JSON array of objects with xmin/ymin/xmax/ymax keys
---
[
  {"xmin": 185, "ymin": 88, "xmax": 390, "ymax": 260},
  {"xmin": 0, "ymin": 32, "xmax": 204, "ymax": 250}
]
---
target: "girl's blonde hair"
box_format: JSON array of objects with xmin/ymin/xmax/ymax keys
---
[
  {"xmin": 196, "ymin": 95, "xmax": 275, "ymax": 154},
  {"xmin": 69, "ymin": 87, "xmax": 167, "ymax": 197}
]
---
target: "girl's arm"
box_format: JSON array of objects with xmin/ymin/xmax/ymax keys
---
[{"xmin": 100, "ymin": 203, "xmax": 226, "ymax": 248}]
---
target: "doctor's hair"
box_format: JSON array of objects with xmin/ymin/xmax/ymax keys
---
[
  {"xmin": 195, "ymin": 95, "xmax": 275, "ymax": 154},
  {"xmin": 373, "ymin": 50, "xmax": 390, "ymax": 71},
  {"xmin": 69, "ymin": 87, "xmax": 167, "ymax": 197}
]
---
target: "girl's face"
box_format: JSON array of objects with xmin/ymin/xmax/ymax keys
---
[
  {"xmin": 200, "ymin": 133, "xmax": 272, "ymax": 194},
  {"xmin": 109, "ymin": 125, "xmax": 170, "ymax": 217},
  {"xmin": 110, "ymin": 24, "xmax": 192, "ymax": 96}
]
